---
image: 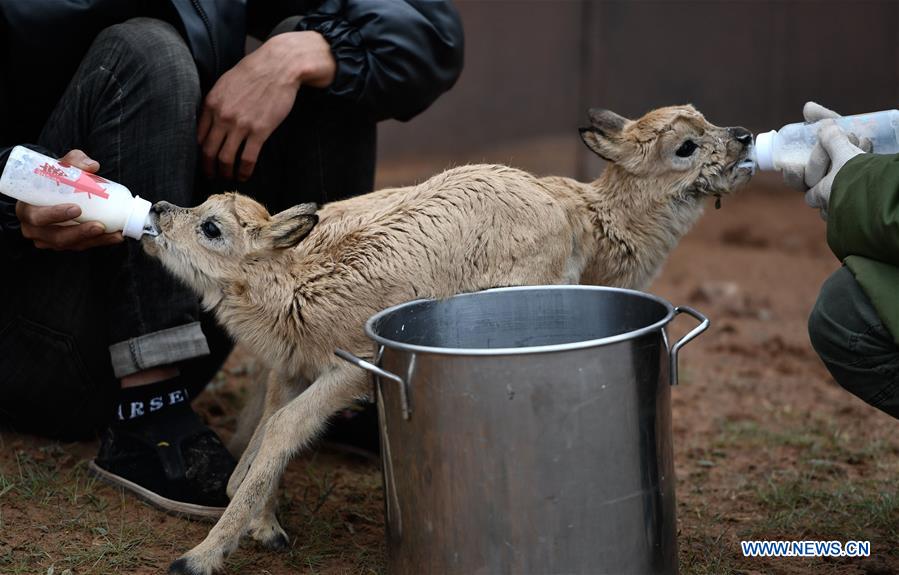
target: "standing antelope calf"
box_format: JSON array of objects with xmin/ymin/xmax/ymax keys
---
[{"xmin": 149, "ymin": 105, "xmax": 754, "ymax": 574}]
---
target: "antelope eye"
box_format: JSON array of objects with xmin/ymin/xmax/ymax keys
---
[
  {"xmin": 675, "ymin": 140, "xmax": 698, "ymax": 158},
  {"xmin": 201, "ymin": 220, "xmax": 221, "ymax": 239}
]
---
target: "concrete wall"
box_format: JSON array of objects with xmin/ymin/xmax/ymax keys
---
[{"xmin": 378, "ymin": 1, "xmax": 899, "ymax": 179}]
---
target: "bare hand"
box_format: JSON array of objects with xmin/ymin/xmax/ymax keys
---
[
  {"xmin": 198, "ymin": 31, "xmax": 336, "ymax": 181},
  {"xmin": 16, "ymin": 149, "xmax": 124, "ymax": 251}
]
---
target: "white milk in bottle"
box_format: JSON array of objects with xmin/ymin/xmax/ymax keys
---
[
  {"xmin": 0, "ymin": 146, "xmax": 158, "ymax": 239},
  {"xmin": 753, "ymin": 109, "xmax": 899, "ymax": 174}
]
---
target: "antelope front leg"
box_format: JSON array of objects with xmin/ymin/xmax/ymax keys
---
[{"xmin": 169, "ymin": 365, "xmax": 364, "ymax": 575}]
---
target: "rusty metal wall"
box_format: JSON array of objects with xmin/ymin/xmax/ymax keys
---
[{"xmin": 377, "ymin": 0, "xmax": 899, "ymax": 179}]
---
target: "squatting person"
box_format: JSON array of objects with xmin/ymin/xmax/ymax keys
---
[
  {"xmin": 786, "ymin": 102, "xmax": 899, "ymax": 420},
  {"xmin": 0, "ymin": 0, "xmax": 463, "ymax": 517}
]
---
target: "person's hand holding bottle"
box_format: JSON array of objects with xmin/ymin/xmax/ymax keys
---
[
  {"xmin": 781, "ymin": 102, "xmax": 871, "ymax": 219},
  {"xmin": 14, "ymin": 149, "xmax": 123, "ymax": 251}
]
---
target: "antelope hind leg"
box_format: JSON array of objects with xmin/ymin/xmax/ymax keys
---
[
  {"xmin": 226, "ymin": 371, "xmax": 305, "ymax": 551},
  {"xmin": 227, "ymin": 366, "xmax": 269, "ymax": 458},
  {"xmin": 227, "ymin": 371, "xmax": 305, "ymax": 497},
  {"xmin": 169, "ymin": 365, "xmax": 363, "ymax": 575}
]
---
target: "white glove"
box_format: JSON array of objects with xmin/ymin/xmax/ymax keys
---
[
  {"xmin": 782, "ymin": 101, "xmax": 872, "ymax": 192},
  {"xmin": 781, "ymin": 102, "xmax": 840, "ymax": 191},
  {"xmin": 804, "ymin": 120, "xmax": 865, "ymax": 219}
]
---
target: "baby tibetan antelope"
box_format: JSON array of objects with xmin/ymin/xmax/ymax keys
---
[{"xmin": 148, "ymin": 105, "xmax": 753, "ymax": 574}]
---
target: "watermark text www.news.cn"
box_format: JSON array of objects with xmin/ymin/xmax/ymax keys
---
[{"xmin": 742, "ymin": 540, "xmax": 871, "ymax": 558}]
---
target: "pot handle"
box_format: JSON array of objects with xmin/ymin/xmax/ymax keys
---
[
  {"xmin": 669, "ymin": 306, "xmax": 710, "ymax": 386},
  {"xmin": 334, "ymin": 349, "xmax": 411, "ymax": 420}
]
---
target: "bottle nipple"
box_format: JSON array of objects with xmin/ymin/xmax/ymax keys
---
[
  {"xmin": 123, "ymin": 196, "xmax": 155, "ymax": 239},
  {"xmin": 753, "ymin": 130, "xmax": 778, "ymax": 171}
]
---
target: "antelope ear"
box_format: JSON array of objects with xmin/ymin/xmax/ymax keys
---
[
  {"xmin": 588, "ymin": 108, "xmax": 628, "ymax": 133},
  {"xmin": 579, "ymin": 108, "xmax": 629, "ymax": 162},
  {"xmin": 264, "ymin": 203, "xmax": 318, "ymax": 249}
]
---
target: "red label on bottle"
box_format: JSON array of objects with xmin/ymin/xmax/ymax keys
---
[{"xmin": 34, "ymin": 162, "xmax": 109, "ymax": 199}]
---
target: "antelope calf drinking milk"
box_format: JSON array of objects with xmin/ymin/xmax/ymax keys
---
[{"xmin": 145, "ymin": 104, "xmax": 754, "ymax": 574}]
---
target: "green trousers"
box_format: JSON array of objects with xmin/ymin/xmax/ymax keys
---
[{"xmin": 809, "ymin": 266, "xmax": 899, "ymax": 419}]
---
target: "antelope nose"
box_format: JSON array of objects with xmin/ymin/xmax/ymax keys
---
[
  {"xmin": 151, "ymin": 201, "xmax": 174, "ymax": 215},
  {"xmin": 730, "ymin": 127, "xmax": 753, "ymax": 147}
]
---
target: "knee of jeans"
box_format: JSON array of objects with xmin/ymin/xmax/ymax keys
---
[
  {"xmin": 809, "ymin": 299, "xmax": 838, "ymax": 362},
  {"xmin": 808, "ymin": 278, "xmax": 854, "ymax": 370},
  {"xmin": 94, "ymin": 18, "xmax": 200, "ymax": 103}
]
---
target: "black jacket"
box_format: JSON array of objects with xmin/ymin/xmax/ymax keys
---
[
  {"xmin": 0, "ymin": 0, "xmax": 465, "ymax": 256},
  {"xmin": 288, "ymin": 0, "xmax": 463, "ymax": 122}
]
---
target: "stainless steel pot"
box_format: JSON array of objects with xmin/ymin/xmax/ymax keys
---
[{"xmin": 336, "ymin": 285, "xmax": 708, "ymax": 575}]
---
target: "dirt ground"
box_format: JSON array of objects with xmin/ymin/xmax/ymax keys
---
[{"xmin": 2, "ymin": 164, "xmax": 899, "ymax": 574}]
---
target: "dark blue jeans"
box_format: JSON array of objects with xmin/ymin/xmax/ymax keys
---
[
  {"xmin": 809, "ymin": 266, "xmax": 899, "ymax": 419},
  {"xmin": 0, "ymin": 18, "xmax": 228, "ymax": 439}
]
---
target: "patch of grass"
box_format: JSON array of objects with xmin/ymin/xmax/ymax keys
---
[
  {"xmin": 55, "ymin": 515, "xmax": 158, "ymax": 573},
  {"xmin": 282, "ymin": 458, "xmax": 385, "ymax": 574},
  {"xmin": 11, "ymin": 449, "xmax": 60, "ymax": 503},
  {"xmin": 752, "ymin": 472, "xmax": 899, "ymax": 543},
  {"xmin": 0, "ymin": 542, "xmax": 21, "ymax": 574},
  {"xmin": 225, "ymin": 552, "xmax": 263, "ymax": 573},
  {"xmin": 0, "ymin": 443, "xmax": 163, "ymax": 574},
  {"xmin": 7, "ymin": 511, "xmax": 167, "ymax": 574},
  {"xmin": 714, "ymin": 416, "xmax": 898, "ymax": 470},
  {"xmin": 0, "ymin": 472, "xmax": 15, "ymax": 499},
  {"xmin": 1, "ymin": 395, "xmax": 386, "ymax": 574},
  {"xmin": 677, "ymin": 495, "xmax": 744, "ymax": 575},
  {"xmin": 679, "ymin": 530, "xmax": 742, "ymax": 575},
  {"xmin": 60, "ymin": 460, "xmax": 102, "ymax": 508},
  {"xmin": 286, "ymin": 469, "xmax": 350, "ymax": 572},
  {"xmin": 679, "ymin": 414, "xmax": 899, "ymax": 573}
]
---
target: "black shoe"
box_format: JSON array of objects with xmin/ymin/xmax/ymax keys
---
[
  {"xmin": 90, "ymin": 408, "xmax": 236, "ymax": 519},
  {"xmin": 320, "ymin": 402, "xmax": 381, "ymax": 461}
]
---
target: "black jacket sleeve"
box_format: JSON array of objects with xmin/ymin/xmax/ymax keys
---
[
  {"xmin": 295, "ymin": 0, "xmax": 464, "ymax": 122},
  {"xmin": 0, "ymin": 144, "xmax": 57, "ymax": 260}
]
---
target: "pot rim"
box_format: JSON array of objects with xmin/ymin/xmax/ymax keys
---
[{"xmin": 363, "ymin": 285, "xmax": 676, "ymax": 357}]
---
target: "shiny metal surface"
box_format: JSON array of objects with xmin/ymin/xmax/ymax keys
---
[
  {"xmin": 668, "ymin": 306, "xmax": 710, "ymax": 387},
  {"xmin": 337, "ymin": 286, "xmax": 709, "ymax": 575},
  {"xmin": 365, "ymin": 285, "xmax": 677, "ymax": 356}
]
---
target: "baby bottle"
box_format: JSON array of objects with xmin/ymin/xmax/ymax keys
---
[
  {"xmin": 0, "ymin": 146, "xmax": 157, "ymax": 239},
  {"xmin": 753, "ymin": 109, "xmax": 899, "ymax": 173}
]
